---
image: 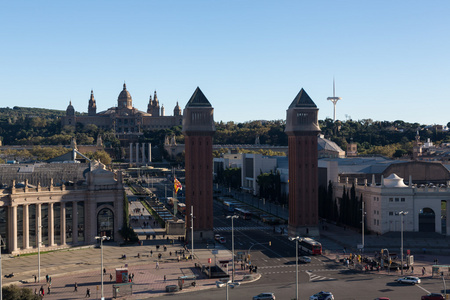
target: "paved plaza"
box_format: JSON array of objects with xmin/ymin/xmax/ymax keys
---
[{"xmin": 2, "ymin": 200, "xmax": 255, "ymax": 299}]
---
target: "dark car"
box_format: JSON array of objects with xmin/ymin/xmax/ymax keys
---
[
  {"xmin": 253, "ymin": 292, "xmax": 276, "ymax": 300},
  {"xmin": 421, "ymin": 293, "xmax": 445, "ymax": 300}
]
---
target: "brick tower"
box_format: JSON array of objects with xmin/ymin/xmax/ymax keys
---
[
  {"xmin": 285, "ymin": 88, "xmax": 321, "ymax": 237},
  {"xmin": 182, "ymin": 87, "xmax": 215, "ymax": 242}
]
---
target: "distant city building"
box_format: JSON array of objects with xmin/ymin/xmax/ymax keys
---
[{"xmin": 61, "ymin": 84, "xmax": 183, "ymax": 141}]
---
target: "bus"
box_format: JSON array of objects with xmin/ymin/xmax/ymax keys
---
[
  {"xmin": 299, "ymin": 238, "xmax": 322, "ymax": 255},
  {"xmin": 235, "ymin": 208, "xmax": 252, "ymax": 220}
]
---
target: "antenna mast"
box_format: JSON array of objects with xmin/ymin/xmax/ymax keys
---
[{"xmin": 327, "ymin": 78, "xmax": 342, "ymax": 121}]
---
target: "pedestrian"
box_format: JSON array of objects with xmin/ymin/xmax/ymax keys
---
[
  {"xmin": 104, "ymin": 268, "xmax": 106, "ymax": 275},
  {"xmin": 411, "ymin": 266, "xmax": 414, "ymax": 274},
  {"xmin": 49, "ymin": 277, "xmax": 52, "ymax": 285},
  {"xmin": 39, "ymin": 285, "xmax": 44, "ymax": 296},
  {"xmin": 48, "ymin": 286, "xmax": 51, "ymax": 295},
  {"xmin": 74, "ymin": 282, "xmax": 78, "ymax": 292},
  {"xmin": 156, "ymin": 262, "xmax": 159, "ymax": 269},
  {"xmin": 110, "ymin": 273, "xmax": 113, "ymax": 282},
  {"xmin": 45, "ymin": 274, "xmax": 49, "ymax": 283},
  {"xmin": 86, "ymin": 287, "xmax": 91, "ymax": 297},
  {"xmin": 33, "ymin": 274, "xmax": 37, "ymax": 283},
  {"xmin": 422, "ymin": 266, "xmax": 426, "ymax": 275},
  {"xmin": 150, "ymin": 250, "xmax": 153, "ymax": 257},
  {"xmin": 164, "ymin": 275, "xmax": 166, "ymax": 282}
]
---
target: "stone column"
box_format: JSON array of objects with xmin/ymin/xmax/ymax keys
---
[
  {"xmin": 10, "ymin": 206, "xmax": 18, "ymax": 253},
  {"xmin": 142, "ymin": 143, "xmax": 146, "ymax": 163},
  {"xmin": 61, "ymin": 203, "xmax": 66, "ymax": 245},
  {"xmin": 129, "ymin": 143, "xmax": 133, "ymax": 163},
  {"xmin": 136, "ymin": 143, "xmax": 139, "ymax": 164},
  {"xmin": 23, "ymin": 204, "xmax": 29, "ymax": 249},
  {"xmin": 36, "ymin": 204, "xmax": 42, "ymax": 250},
  {"xmin": 49, "ymin": 203, "xmax": 55, "ymax": 246},
  {"xmin": 72, "ymin": 201, "xmax": 78, "ymax": 244},
  {"xmin": 148, "ymin": 143, "xmax": 152, "ymax": 163}
]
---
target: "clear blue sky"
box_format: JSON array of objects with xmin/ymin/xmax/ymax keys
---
[{"xmin": 2, "ymin": 1, "xmax": 449, "ymax": 125}]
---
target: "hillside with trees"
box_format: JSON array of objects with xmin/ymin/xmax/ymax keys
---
[{"xmin": 1, "ymin": 106, "xmax": 449, "ymax": 160}]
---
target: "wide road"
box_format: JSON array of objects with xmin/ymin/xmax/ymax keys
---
[
  {"xmin": 163, "ymin": 200, "xmax": 446, "ymax": 300},
  {"xmin": 147, "ymin": 181, "xmax": 446, "ymax": 299}
]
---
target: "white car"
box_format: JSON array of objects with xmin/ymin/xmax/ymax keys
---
[
  {"xmin": 396, "ymin": 276, "xmax": 421, "ymax": 285},
  {"xmin": 299, "ymin": 256, "xmax": 312, "ymax": 263},
  {"xmin": 215, "ymin": 281, "xmax": 226, "ymax": 288},
  {"xmin": 253, "ymin": 293, "xmax": 276, "ymax": 300},
  {"xmin": 310, "ymin": 291, "xmax": 334, "ymax": 300}
]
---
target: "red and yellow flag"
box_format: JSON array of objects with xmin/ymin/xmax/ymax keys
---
[{"xmin": 174, "ymin": 178, "xmax": 182, "ymax": 193}]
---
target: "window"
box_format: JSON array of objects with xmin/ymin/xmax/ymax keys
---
[
  {"xmin": 377, "ymin": 220, "xmax": 379, "ymax": 225},
  {"xmin": 389, "ymin": 198, "xmax": 393, "ymax": 202},
  {"xmin": 374, "ymin": 219, "xmax": 377, "ymax": 225},
  {"xmin": 389, "ymin": 212, "xmax": 394, "ymax": 216},
  {"xmin": 401, "ymin": 198, "xmax": 405, "ymax": 202},
  {"xmin": 395, "ymin": 198, "xmax": 399, "ymax": 202},
  {"xmin": 374, "ymin": 210, "xmax": 376, "ymax": 214}
]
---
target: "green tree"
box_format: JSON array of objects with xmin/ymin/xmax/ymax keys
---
[{"xmin": 2, "ymin": 285, "xmax": 40, "ymax": 300}]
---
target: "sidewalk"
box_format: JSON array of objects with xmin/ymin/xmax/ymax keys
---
[{"xmin": 1, "ymin": 199, "xmax": 260, "ymax": 299}]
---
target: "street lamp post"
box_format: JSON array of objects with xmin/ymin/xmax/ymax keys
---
[
  {"xmin": 289, "ymin": 236, "xmax": 301, "ymax": 300},
  {"xmin": 95, "ymin": 236, "xmax": 110, "ymax": 300},
  {"xmin": 190, "ymin": 206, "xmax": 194, "ymax": 259},
  {"xmin": 227, "ymin": 215, "xmax": 238, "ymax": 282},
  {"xmin": 361, "ymin": 200, "xmax": 365, "ymax": 252},
  {"xmin": 399, "ymin": 211, "xmax": 408, "ymax": 275}
]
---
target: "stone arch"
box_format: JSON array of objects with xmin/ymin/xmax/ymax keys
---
[
  {"xmin": 97, "ymin": 206, "xmax": 114, "ymax": 241},
  {"xmin": 419, "ymin": 207, "xmax": 435, "ymax": 232}
]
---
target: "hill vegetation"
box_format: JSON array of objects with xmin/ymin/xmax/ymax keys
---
[{"xmin": 1, "ymin": 106, "xmax": 449, "ymax": 159}]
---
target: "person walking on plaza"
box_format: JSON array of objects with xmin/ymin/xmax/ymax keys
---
[
  {"xmin": 85, "ymin": 287, "xmax": 91, "ymax": 297},
  {"xmin": 39, "ymin": 285, "xmax": 44, "ymax": 297},
  {"xmin": 164, "ymin": 275, "xmax": 166, "ymax": 282},
  {"xmin": 422, "ymin": 266, "xmax": 426, "ymax": 275},
  {"xmin": 110, "ymin": 273, "xmax": 113, "ymax": 282},
  {"xmin": 156, "ymin": 261, "xmax": 159, "ymax": 269},
  {"xmin": 74, "ymin": 282, "xmax": 78, "ymax": 292},
  {"xmin": 47, "ymin": 286, "xmax": 51, "ymax": 295}
]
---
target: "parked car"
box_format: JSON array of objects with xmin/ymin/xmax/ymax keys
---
[
  {"xmin": 396, "ymin": 276, "xmax": 421, "ymax": 285},
  {"xmin": 374, "ymin": 298, "xmax": 390, "ymax": 300},
  {"xmin": 252, "ymin": 292, "xmax": 276, "ymax": 300},
  {"xmin": 299, "ymin": 256, "xmax": 312, "ymax": 263},
  {"xmin": 219, "ymin": 237, "xmax": 226, "ymax": 244},
  {"xmin": 214, "ymin": 234, "xmax": 221, "ymax": 241},
  {"xmin": 421, "ymin": 293, "xmax": 445, "ymax": 300},
  {"xmin": 310, "ymin": 291, "xmax": 334, "ymax": 300},
  {"xmin": 215, "ymin": 281, "xmax": 226, "ymax": 288}
]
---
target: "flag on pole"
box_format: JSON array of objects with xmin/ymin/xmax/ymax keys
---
[{"xmin": 174, "ymin": 178, "xmax": 182, "ymax": 194}]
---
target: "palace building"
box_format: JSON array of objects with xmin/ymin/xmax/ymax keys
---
[{"xmin": 61, "ymin": 83, "xmax": 183, "ymax": 137}]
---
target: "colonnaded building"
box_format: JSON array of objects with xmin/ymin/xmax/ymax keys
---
[
  {"xmin": 61, "ymin": 83, "xmax": 183, "ymax": 135},
  {"xmin": 0, "ymin": 161, "xmax": 124, "ymax": 254}
]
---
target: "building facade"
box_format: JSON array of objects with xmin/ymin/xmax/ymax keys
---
[
  {"xmin": 334, "ymin": 173, "xmax": 450, "ymax": 235},
  {"xmin": 0, "ymin": 162, "xmax": 124, "ymax": 254}
]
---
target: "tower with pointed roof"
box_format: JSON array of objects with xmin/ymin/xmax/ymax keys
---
[
  {"xmin": 88, "ymin": 90, "xmax": 97, "ymax": 116},
  {"xmin": 182, "ymin": 87, "xmax": 216, "ymax": 242},
  {"xmin": 285, "ymin": 88, "xmax": 321, "ymax": 237},
  {"xmin": 174, "ymin": 101, "xmax": 181, "ymax": 116}
]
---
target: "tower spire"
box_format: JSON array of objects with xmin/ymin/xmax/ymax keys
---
[{"xmin": 327, "ymin": 77, "xmax": 342, "ymax": 122}]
